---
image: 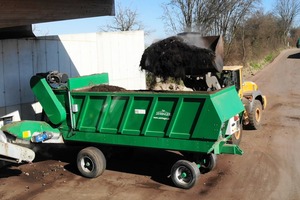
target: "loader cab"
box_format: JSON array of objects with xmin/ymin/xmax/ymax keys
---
[{"xmin": 218, "ymin": 66, "xmax": 243, "ymax": 98}]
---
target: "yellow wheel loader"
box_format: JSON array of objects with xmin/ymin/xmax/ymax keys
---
[
  {"xmin": 182, "ymin": 64, "xmax": 267, "ymax": 130},
  {"xmin": 218, "ymin": 66, "xmax": 267, "ymax": 130}
]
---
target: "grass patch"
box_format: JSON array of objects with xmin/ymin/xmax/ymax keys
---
[
  {"xmin": 250, "ymin": 62, "xmax": 262, "ymax": 70},
  {"xmin": 264, "ymin": 53, "xmax": 274, "ymax": 63},
  {"xmin": 249, "ymin": 51, "xmax": 278, "ymax": 71}
]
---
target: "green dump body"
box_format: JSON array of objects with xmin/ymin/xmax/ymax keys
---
[{"xmin": 30, "ymin": 73, "xmax": 245, "ymax": 155}]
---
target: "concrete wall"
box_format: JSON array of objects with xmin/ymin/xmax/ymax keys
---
[{"xmin": 0, "ymin": 31, "xmax": 145, "ymax": 123}]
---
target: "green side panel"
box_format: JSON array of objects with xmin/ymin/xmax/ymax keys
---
[
  {"xmin": 145, "ymin": 97, "xmax": 177, "ymax": 137},
  {"xmin": 72, "ymin": 95, "xmax": 86, "ymax": 130},
  {"xmin": 191, "ymin": 99, "xmax": 222, "ymax": 140},
  {"xmin": 30, "ymin": 76, "xmax": 66, "ymax": 125},
  {"xmin": 71, "ymin": 93, "xmax": 129, "ymax": 134},
  {"xmin": 100, "ymin": 96, "xmax": 128, "ymax": 133},
  {"xmin": 68, "ymin": 73, "xmax": 109, "ymax": 90},
  {"xmin": 74, "ymin": 95, "xmax": 106, "ymax": 132},
  {"xmin": 121, "ymin": 97, "xmax": 152, "ymax": 135},
  {"xmin": 168, "ymin": 98, "xmax": 205, "ymax": 139},
  {"xmin": 1, "ymin": 121, "xmax": 60, "ymax": 140}
]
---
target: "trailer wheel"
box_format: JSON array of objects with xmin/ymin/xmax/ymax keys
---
[
  {"xmin": 77, "ymin": 147, "xmax": 106, "ymax": 178},
  {"xmin": 171, "ymin": 160, "xmax": 200, "ymax": 189},
  {"xmin": 248, "ymin": 100, "xmax": 262, "ymax": 130},
  {"xmin": 200, "ymin": 153, "xmax": 217, "ymax": 174},
  {"xmin": 230, "ymin": 123, "xmax": 243, "ymax": 145}
]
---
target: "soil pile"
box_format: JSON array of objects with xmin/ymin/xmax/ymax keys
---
[{"xmin": 89, "ymin": 85, "xmax": 126, "ymax": 92}]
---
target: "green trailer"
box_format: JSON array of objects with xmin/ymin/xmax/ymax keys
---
[{"xmin": 1, "ymin": 72, "xmax": 244, "ymax": 189}]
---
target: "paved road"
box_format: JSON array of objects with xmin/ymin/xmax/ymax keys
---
[{"xmin": 1, "ymin": 49, "xmax": 300, "ymax": 200}]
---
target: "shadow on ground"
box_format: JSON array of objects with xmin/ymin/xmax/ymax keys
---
[
  {"xmin": 1, "ymin": 144, "xmax": 184, "ymax": 187},
  {"xmin": 0, "ymin": 164, "xmax": 22, "ymax": 178},
  {"xmin": 287, "ymin": 52, "xmax": 300, "ymax": 59}
]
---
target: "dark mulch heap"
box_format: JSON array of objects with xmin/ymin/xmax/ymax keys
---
[
  {"xmin": 139, "ymin": 36, "xmax": 219, "ymax": 79},
  {"xmin": 89, "ymin": 85, "xmax": 126, "ymax": 92}
]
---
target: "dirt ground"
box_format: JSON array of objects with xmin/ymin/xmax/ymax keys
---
[{"xmin": 1, "ymin": 49, "xmax": 300, "ymax": 200}]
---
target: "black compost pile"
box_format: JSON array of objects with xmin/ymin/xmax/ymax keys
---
[
  {"xmin": 140, "ymin": 36, "xmax": 218, "ymax": 79},
  {"xmin": 89, "ymin": 85, "xmax": 126, "ymax": 92}
]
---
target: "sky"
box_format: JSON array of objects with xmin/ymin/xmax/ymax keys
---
[{"xmin": 33, "ymin": 0, "xmax": 275, "ymax": 44}]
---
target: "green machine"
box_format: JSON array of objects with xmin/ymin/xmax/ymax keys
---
[{"xmin": 1, "ymin": 72, "xmax": 244, "ymax": 189}]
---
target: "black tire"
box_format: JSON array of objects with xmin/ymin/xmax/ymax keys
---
[
  {"xmin": 248, "ymin": 100, "xmax": 262, "ymax": 130},
  {"xmin": 77, "ymin": 147, "xmax": 106, "ymax": 178},
  {"xmin": 200, "ymin": 153, "xmax": 217, "ymax": 174},
  {"xmin": 171, "ymin": 160, "xmax": 200, "ymax": 189}
]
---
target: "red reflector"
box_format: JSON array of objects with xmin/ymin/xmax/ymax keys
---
[{"xmin": 234, "ymin": 115, "xmax": 239, "ymax": 121}]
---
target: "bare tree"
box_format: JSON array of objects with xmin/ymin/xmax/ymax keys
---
[
  {"xmin": 273, "ymin": 0, "xmax": 300, "ymax": 45},
  {"xmin": 162, "ymin": 0, "xmax": 198, "ymax": 34},
  {"xmin": 101, "ymin": 3, "xmax": 144, "ymax": 32},
  {"xmin": 232, "ymin": 12, "xmax": 282, "ymax": 65},
  {"xmin": 217, "ymin": 0, "xmax": 258, "ymax": 36},
  {"xmin": 162, "ymin": 0, "xmax": 258, "ymax": 38},
  {"xmin": 194, "ymin": 0, "xmax": 224, "ymax": 34}
]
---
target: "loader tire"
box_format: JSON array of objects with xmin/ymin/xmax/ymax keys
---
[
  {"xmin": 248, "ymin": 100, "xmax": 262, "ymax": 130},
  {"xmin": 171, "ymin": 160, "xmax": 200, "ymax": 189},
  {"xmin": 77, "ymin": 147, "xmax": 106, "ymax": 178}
]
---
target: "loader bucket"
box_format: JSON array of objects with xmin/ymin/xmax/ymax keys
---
[{"xmin": 177, "ymin": 32, "xmax": 224, "ymax": 73}]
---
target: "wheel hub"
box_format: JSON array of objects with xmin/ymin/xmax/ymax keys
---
[
  {"xmin": 255, "ymin": 108, "xmax": 261, "ymax": 122},
  {"xmin": 81, "ymin": 156, "xmax": 94, "ymax": 172},
  {"xmin": 175, "ymin": 166, "xmax": 192, "ymax": 184},
  {"xmin": 235, "ymin": 130, "xmax": 241, "ymax": 140}
]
